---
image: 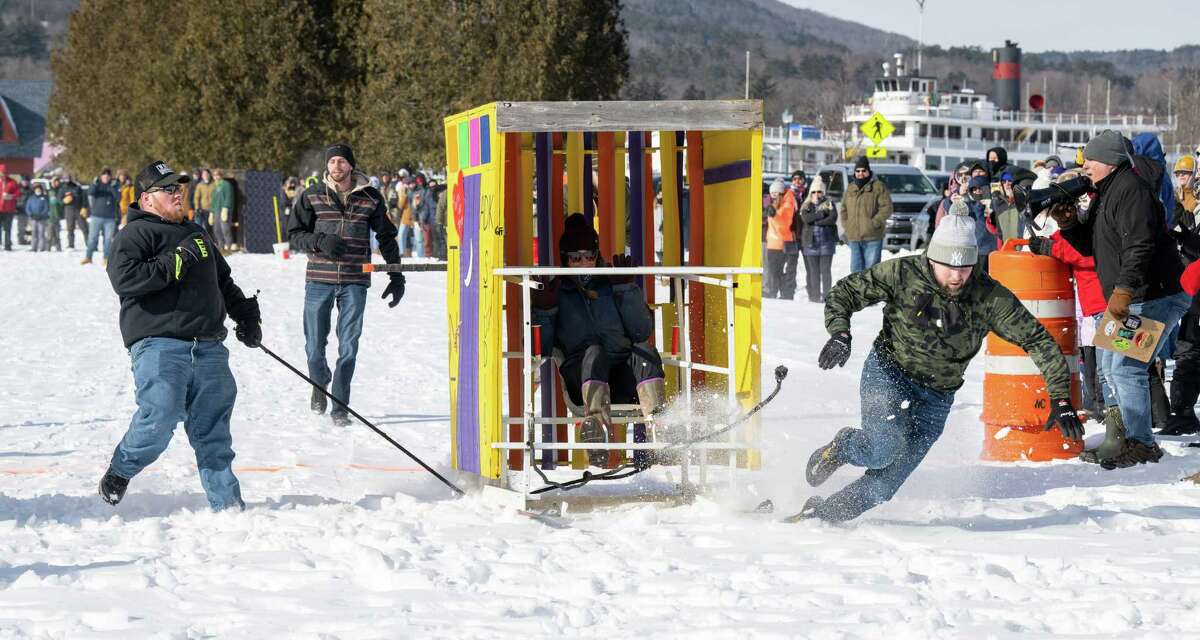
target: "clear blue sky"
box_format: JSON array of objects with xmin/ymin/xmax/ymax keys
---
[{"xmin": 783, "ymin": 0, "xmax": 1193, "ymax": 52}]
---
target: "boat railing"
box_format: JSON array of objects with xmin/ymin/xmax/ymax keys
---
[{"xmin": 844, "ymin": 103, "xmax": 1175, "ymax": 129}]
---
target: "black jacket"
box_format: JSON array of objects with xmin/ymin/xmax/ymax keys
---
[
  {"xmin": 1060, "ymin": 158, "xmax": 1184, "ymax": 303},
  {"xmin": 106, "ymin": 207, "xmax": 257, "ymax": 348}
]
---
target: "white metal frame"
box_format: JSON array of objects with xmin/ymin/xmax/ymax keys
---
[{"xmin": 493, "ymin": 265, "xmax": 760, "ymax": 501}]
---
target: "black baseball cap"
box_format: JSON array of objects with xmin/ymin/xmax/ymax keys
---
[{"xmin": 135, "ymin": 160, "xmax": 190, "ymax": 197}]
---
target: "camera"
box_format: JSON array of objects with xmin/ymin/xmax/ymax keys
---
[{"xmin": 1014, "ymin": 176, "xmax": 1092, "ymax": 217}]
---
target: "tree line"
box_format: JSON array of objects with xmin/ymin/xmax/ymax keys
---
[{"xmin": 48, "ymin": 0, "xmax": 628, "ymax": 177}]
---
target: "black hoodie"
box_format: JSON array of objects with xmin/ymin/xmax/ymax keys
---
[
  {"xmin": 106, "ymin": 206, "xmax": 257, "ymax": 348},
  {"xmin": 1060, "ymin": 157, "xmax": 1184, "ymax": 302},
  {"xmin": 985, "ymin": 146, "xmax": 1038, "ymax": 187}
]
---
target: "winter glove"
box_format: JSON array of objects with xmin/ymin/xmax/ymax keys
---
[
  {"xmin": 530, "ymin": 276, "xmax": 560, "ymax": 310},
  {"xmin": 208, "ymin": 212, "xmax": 215, "ymax": 226},
  {"xmin": 173, "ymin": 232, "xmax": 210, "ymax": 281},
  {"xmin": 818, "ymin": 332, "xmax": 852, "ymax": 370},
  {"xmin": 1027, "ymin": 236, "xmax": 1054, "ymax": 256},
  {"xmin": 610, "ymin": 254, "xmax": 638, "ymax": 285},
  {"xmin": 382, "ymin": 273, "xmax": 406, "ymax": 308},
  {"xmin": 229, "ymin": 295, "xmax": 261, "ymax": 348},
  {"xmin": 235, "ymin": 320, "xmax": 261, "ymax": 348},
  {"xmin": 1047, "ymin": 202, "xmax": 1077, "ymax": 229},
  {"xmin": 80, "ymin": 208, "xmax": 88, "ymax": 219},
  {"xmin": 315, "ymin": 233, "xmax": 348, "ymax": 259},
  {"xmin": 1044, "ymin": 396, "xmax": 1084, "ymax": 441},
  {"xmin": 220, "ymin": 209, "xmax": 229, "ymax": 223},
  {"xmin": 1107, "ymin": 286, "xmax": 1134, "ymax": 321}
]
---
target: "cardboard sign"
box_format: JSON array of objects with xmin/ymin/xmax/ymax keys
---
[{"xmin": 1094, "ymin": 311, "xmax": 1166, "ymax": 363}]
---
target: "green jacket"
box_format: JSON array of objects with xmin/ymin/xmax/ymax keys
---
[
  {"xmin": 839, "ymin": 177, "xmax": 893, "ymax": 242},
  {"xmin": 825, "ymin": 255, "xmax": 1071, "ymax": 395},
  {"xmin": 211, "ymin": 179, "xmax": 234, "ymax": 217}
]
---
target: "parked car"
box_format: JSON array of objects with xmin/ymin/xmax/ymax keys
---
[{"xmin": 815, "ymin": 163, "xmax": 940, "ymax": 253}]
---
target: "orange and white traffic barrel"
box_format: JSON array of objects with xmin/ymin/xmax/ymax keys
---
[{"xmin": 980, "ymin": 238, "xmax": 1083, "ymax": 461}]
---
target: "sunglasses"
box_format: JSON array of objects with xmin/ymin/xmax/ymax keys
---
[
  {"xmin": 565, "ymin": 249, "xmax": 596, "ymax": 261},
  {"xmin": 150, "ymin": 183, "xmax": 183, "ymax": 194}
]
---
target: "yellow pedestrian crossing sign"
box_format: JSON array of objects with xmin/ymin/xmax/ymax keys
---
[
  {"xmin": 865, "ymin": 145, "xmax": 887, "ymax": 159},
  {"xmin": 860, "ymin": 112, "xmax": 894, "ymax": 145}
]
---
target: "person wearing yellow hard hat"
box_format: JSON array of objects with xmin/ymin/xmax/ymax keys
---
[{"xmin": 1173, "ymin": 155, "xmax": 1199, "ymax": 226}]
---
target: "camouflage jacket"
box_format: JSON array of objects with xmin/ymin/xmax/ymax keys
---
[{"xmin": 824, "ymin": 255, "xmax": 1071, "ymax": 396}]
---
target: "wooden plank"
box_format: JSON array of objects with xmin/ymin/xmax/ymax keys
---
[
  {"xmin": 503, "ymin": 132, "xmax": 524, "ymax": 472},
  {"xmin": 495, "ymin": 100, "xmax": 762, "ymax": 133}
]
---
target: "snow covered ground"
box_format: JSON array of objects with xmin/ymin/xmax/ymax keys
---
[{"xmin": 3, "ymin": 247, "xmax": 1200, "ymax": 638}]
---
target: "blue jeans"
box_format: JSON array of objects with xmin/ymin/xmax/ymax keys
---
[
  {"xmin": 110, "ymin": 338, "xmax": 243, "ymax": 511},
  {"xmin": 815, "ymin": 350, "xmax": 955, "ymax": 521},
  {"xmin": 848, "ymin": 239, "xmax": 882, "ymax": 274},
  {"xmin": 303, "ymin": 282, "xmax": 367, "ymax": 412},
  {"xmin": 1098, "ymin": 292, "xmax": 1191, "ymax": 445},
  {"xmin": 85, "ymin": 217, "xmax": 117, "ymax": 260}
]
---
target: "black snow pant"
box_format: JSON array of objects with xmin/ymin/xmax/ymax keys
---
[
  {"xmin": 780, "ymin": 243, "xmax": 799, "ymax": 300},
  {"xmin": 0, "ymin": 213, "xmax": 12, "ymax": 249},
  {"xmin": 1168, "ymin": 312, "xmax": 1200, "ymax": 432},
  {"xmin": 65, "ymin": 208, "xmax": 87, "ymax": 249},
  {"xmin": 803, "ymin": 254, "xmax": 833, "ymax": 302},
  {"xmin": 765, "ymin": 249, "xmax": 788, "ymax": 299},
  {"xmin": 1080, "ymin": 346, "xmax": 1104, "ymax": 416},
  {"xmin": 558, "ymin": 343, "xmax": 665, "ymax": 408}
]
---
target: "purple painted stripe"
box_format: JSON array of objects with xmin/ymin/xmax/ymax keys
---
[
  {"xmin": 479, "ymin": 115, "xmax": 491, "ymax": 165},
  {"xmin": 628, "ymin": 131, "xmax": 644, "ymax": 260},
  {"xmin": 455, "ymin": 172, "xmax": 482, "ymax": 473},
  {"xmin": 534, "ymin": 132, "xmax": 556, "ymax": 469},
  {"xmin": 704, "ymin": 159, "xmax": 752, "ymax": 185}
]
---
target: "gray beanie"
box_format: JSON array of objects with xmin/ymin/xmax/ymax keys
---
[
  {"xmin": 1084, "ymin": 130, "xmax": 1130, "ymax": 167},
  {"xmin": 926, "ymin": 199, "xmax": 978, "ymax": 267}
]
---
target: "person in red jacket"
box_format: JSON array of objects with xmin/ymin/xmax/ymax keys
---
[
  {"xmin": 0, "ymin": 165, "xmax": 20, "ymax": 251},
  {"xmin": 1029, "ymin": 229, "xmax": 1107, "ymax": 420}
]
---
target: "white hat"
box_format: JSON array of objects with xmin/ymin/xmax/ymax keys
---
[
  {"xmin": 769, "ymin": 178, "xmax": 786, "ymax": 195},
  {"xmin": 926, "ymin": 200, "xmax": 977, "ymax": 267},
  {"xmin": 808, "ymin": 176, "xmax": 826, "ymax": 193}
]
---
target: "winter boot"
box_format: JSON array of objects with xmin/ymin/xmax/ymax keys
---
[
  {"xmin": 782, "ymin": 496, "xmax": 826, "ymax": 523},
  {"xmin": 579, "ymin": 381, "xmax": 611, "ymax": 467},
  {"xmin": 1150, "ymin": 359, "xmax": 1170, "ymax": 433},
  {"xmin": 98, "ymin": 467, "xmax": 129, "ymax": 506},
  {"xmin": 1100, "ymin": 439, "xmax": 1166, "ymax": 470},
  {"xmin": 1079, "ymin": 407, "xmax": 1127, "ymax": 464},
  {"xmin": 311, "ymin": 387, "xmax": 327, "ymax": 415},
  {"xmin": 1163, "ymin": 363, "xmax": 1200, "ymax": 436},
  {"xmin": 331, "ymin": 411, "xmax": 351, "ymax": 427},
  {"xmin": 636, "ymin": 378, "xmax": 667, "ymax": 418},
  {"xmin": 806, "ymin": 428, "xmax": 853, "ymax": 487}
]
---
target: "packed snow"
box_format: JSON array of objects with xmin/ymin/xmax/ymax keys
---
[{"xmin": 3, "ymin": 248, "xmax": 1200, "ymax": 638}]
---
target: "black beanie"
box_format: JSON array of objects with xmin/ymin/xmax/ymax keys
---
[
  {"xmin": 324, "ymin": 143, "xmax": 356, "ymax": 169},
  {"xmin": 559, "ymin": 213, "xmax": 599, "ymax": 259},
  {"xmin": 854, "ymin": 156, "xmax": 870, "ymax": 171},
  {"xmin": 791, "ymin": 169, "xmax": 807, "ymax": 182}
]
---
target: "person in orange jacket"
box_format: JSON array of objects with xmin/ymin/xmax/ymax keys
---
[{"xmin": 765, "ymin": 178, "xmax": 798, "ymax": 299}]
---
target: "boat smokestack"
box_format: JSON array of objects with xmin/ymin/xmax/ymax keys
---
[{"xmin": 992, "ymin": 40, "xmax": 1021, "ymax": 111}]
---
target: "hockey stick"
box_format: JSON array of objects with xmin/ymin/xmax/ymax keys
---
[{"xmin": 258, "ymin": 342, "xmax": 465, "ymax": 496}]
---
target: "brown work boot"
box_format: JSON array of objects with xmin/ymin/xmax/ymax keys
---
[
  {"xmin": 580, "ymin": 381, "xmax": 611, "ymax": 467},
  {"xmin": 636, "ymin": 378, "xmax": 667, "ymax": 418},
  {"xmin": 80, "ymin": 257, "xmax": 92, "ymax": 265}
]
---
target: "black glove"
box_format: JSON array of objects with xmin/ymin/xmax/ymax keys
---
[
  {"xmin": 173, "ymin": 232, "xmax": 210, "ymax": 281},
  {"xmin": 530, "ymin": 276, "xmax": 560, "ymax": 309},
  {"xmin": 382, "ymin": 273, "xmax": 405, "ymax": 308},
  {"xmin": 235, "ymin": 320, "xmax": 261, "ymax": 348},
  {"xmin": 315, "ymin": 233, "xmax": 348, "ymax": 259},
  {"xmin": 610, "ymin": 254, "xmax": 638, "ymax": 285},
  {"xmin": 818, "ymin": 332, "xmax": 851, "ymax": 369},
  {"xmin": 1027, "ymin": 236, "xmax": 1054, "ymax": 256},
  {"xmin": 1044, "ymin": 397, "xmax": 1085, "ymax": 441}
]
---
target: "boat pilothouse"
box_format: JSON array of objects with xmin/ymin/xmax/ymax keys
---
[{"xmin": 844, "ymin": 42, "xmax": 1176, "ymax": 172}]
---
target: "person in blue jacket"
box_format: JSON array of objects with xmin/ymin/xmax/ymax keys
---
[
  {"xmin": 24, "ymin": 183, "xmax": 49, "ymax": 252},
  {"xmin": 531, "ymin": 213, "xmax": 667, "ymax": 466}
]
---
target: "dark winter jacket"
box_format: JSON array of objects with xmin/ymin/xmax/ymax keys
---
[
  {"xmin": 106, "ymin": 207, "xmax": 258, "ymax": 348},
  {"xmin": 839, "ymin": 177, "xmax": 893, "ymax": 242},
  {"xmin": 89, "ymin": 179, "xmax": 122, "ymax": 219},
  {"xmin": 24, "ymin": 193, "xmax": 48, "ymax": 220},
  {"xmin": 210, "ymin": 179, "xmax": 234, "ymax": 220},
  {"xmin": 288, "ymin": 171, "xmax": 400, "ymax": 286},
  {"xmin": 825, "ymin": 254, "xmax": 1071, "ymax": 396},
  {"xmin": 798, "ymin": 196, "xmax": 838, "ymax": 256},
  {"xmin": 1060, "ymin": 158, "xmax": 1184, "ymax": 303},
  {"xmin": 966, "ymin": 197, "xmax": 1000, "ymax": 259},
  {"xmin": 985, "ymin": 146, "xmax": 1037, "ymax": 187},
  {"xmin": 58, "ymin": 182, "xmax": 83, "ymax": 216},
  {"xmin": 534, "ymin": 270, "xmax": 654, "ymax": 362}
]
